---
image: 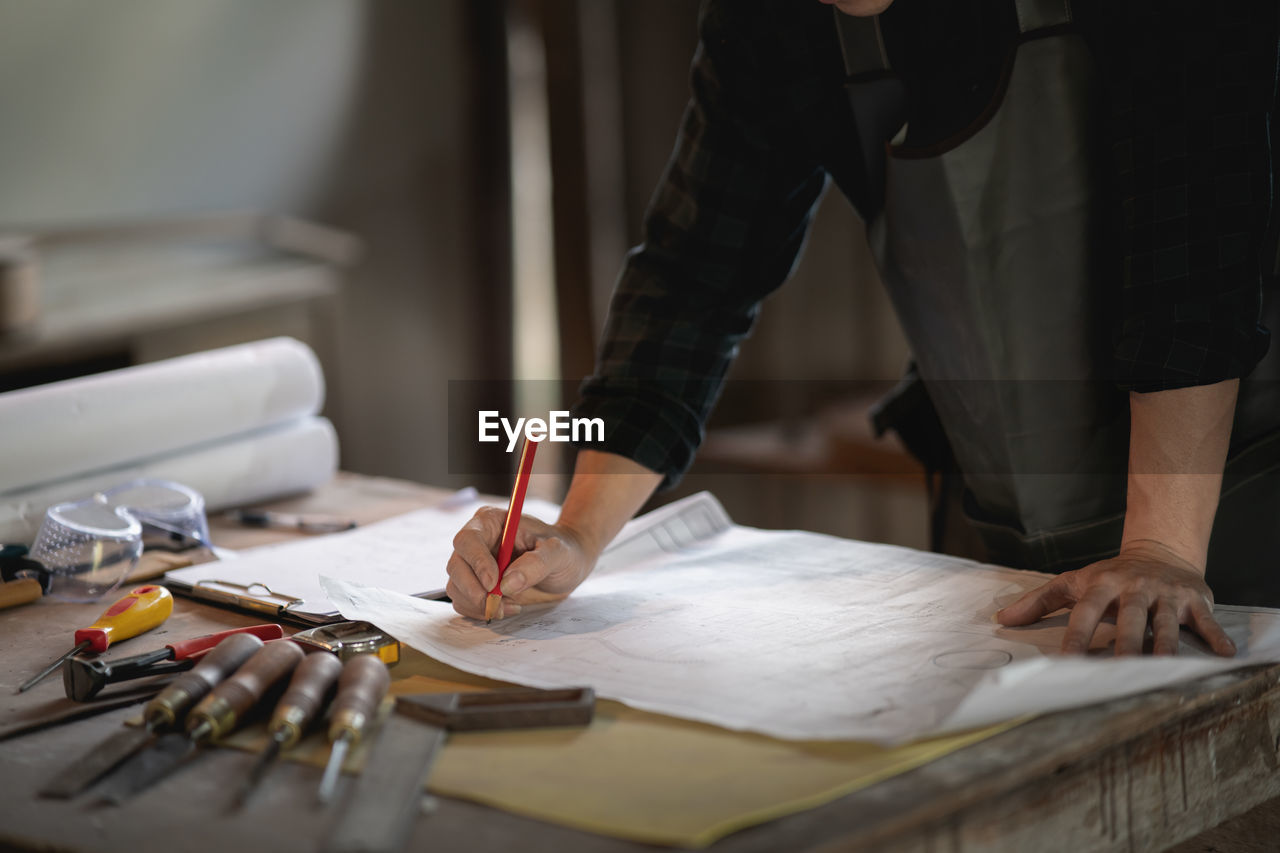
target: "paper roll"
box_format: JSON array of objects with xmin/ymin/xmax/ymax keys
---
[
  {"xmin": 0, "ymin": 416, "xmax": 338, "ymax": 544},
  {"xmin": 0, "ymin": 337, "xmax": 324, "ymax": 493}
]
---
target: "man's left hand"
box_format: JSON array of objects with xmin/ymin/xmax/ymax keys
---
[{"xmin": 996, "ymin": 539, "xmax": 1236, "ymax": 657}]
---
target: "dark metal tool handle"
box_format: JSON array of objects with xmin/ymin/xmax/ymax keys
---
[
  {"xmin": 144, "ymin": 633, "xmax": 265, "ymax": 729},
  {"xmin": 64, "ymin": 651, "xmax": 193, "ymax": 702},
  {"xmin": 327, "ymin": 654, "xmax": 391, "ymax": 743},
  {"xmin": 397, "ymin": 687, "xmax": 596, "ymax": 731},
  {"xmin": 271, "ymin": 651, "xmax": 343, "ymax": 747},
  {"xmin": 187, "ymin": 639, "xmax": 304, "ymax": 740}
]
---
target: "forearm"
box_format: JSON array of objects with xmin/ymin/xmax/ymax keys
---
[
  {"xmin": 1121, "ymin": 380, "xmax": 1238, "ymax": 572},
  {"xmin": 556, "ymin": 450, "xmax": 663, "ymax": 560}
]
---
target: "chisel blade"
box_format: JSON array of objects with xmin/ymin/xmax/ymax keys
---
[
  {"xmin": 94, "ymin": 732, "xmax": 198, "ymax": 806},
  {"xmin": 233, "ymin": 735, "xmax": 283, "ymax": 809},
  {"xmin": 317, "ymin": 734, "xmax": 351, "ymax": 805},
  {"xmin": 323, "ymin": 715, "xmax": 447, "ymax": 853},
  {"xmin": 38, "ymin": 724, "xmax": 156, "ymax": 799}
]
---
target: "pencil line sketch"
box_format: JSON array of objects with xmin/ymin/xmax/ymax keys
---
[{"xmin": 323, "ymin": 492, "xmax": 1280, "ymax": 745}]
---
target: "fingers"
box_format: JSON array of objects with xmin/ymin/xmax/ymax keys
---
[
  {"xmin": 448, "ymin": 506, "xmax": 518, "ymax": 619},
  {"xmin": 1113, "ymin": 595, "xmax": 1151, "ymax": 656},
  {"xmin": 448, "ymin": 550, "xmax": 491, "ymax": 617},
  {"xmin": 1151, "ymin": 600, "xmax": 1181, "ymax": 655},
  {"xmin": 447, "ymin": 506, "xmax": 567, "ymax": 621},
  {"xmin": 1187, "ymin": 600, "xmax": 1237, "ymax": 657},
  {"xmin": 1061, "ymin": 587, "xmax": 1113, "ymax": 654},
  {"xmin": 451, "ymin": 507, "xmax": 506, "ymax": 590},
  {"xmin": 500, "ymin": 535, "xmax": 575, "ymax": 599},
  {"xmin": 996, "ymin": 578, "xmax": 1073, "ymax": 626}
]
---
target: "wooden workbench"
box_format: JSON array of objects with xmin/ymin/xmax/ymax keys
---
[{"xmin": 1, "ymin": 473, "xmax": 1278, "ymax": 852}]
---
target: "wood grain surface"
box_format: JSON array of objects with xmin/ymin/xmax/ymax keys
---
[{"xmin": 1, "ymin": 472, "xmax": 1277, "ymax": 852}]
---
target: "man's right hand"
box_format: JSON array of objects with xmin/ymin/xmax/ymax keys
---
[
  {"xmin": 446, "ymin": 508, "xmax": 598, "ymax": 620},
  {"xmin": 444, "ymin": 449, "xmax": 663, "ymax": 621}
]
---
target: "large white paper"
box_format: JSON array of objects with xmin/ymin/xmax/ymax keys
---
[
  {"xmin": 0, "ymin": 337, "xmax": 324, "ymax": 493},
  {"xmin": 323, "ymin": 492, "xmax": 1280, "ymax": 744},
  {"xmin": 166, "ymin": 495, "xmax": 563, "ymax": 620},
  {"xmin": 0, "ymin": 416, "xmax": 338, "ymax": 544}
]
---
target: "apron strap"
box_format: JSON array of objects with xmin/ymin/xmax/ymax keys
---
[
  {"xmin": 834, "ymin": 11, "xmax": 891, "ymax": 78},
  {"xmin": 1014, "ymin": 0, "xmax": 1073, "ymax": 34},
  {"xmin": 832, "ymin": 10, "xmax": 906, "ymax": 216}
]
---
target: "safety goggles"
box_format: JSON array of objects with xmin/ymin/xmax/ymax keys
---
[{"xmin": 15, "ymin": 479, "xmax": 209, "ymax": 602}]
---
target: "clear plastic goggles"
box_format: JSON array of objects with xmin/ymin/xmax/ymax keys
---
[{"xmin": 27, "ymin": 479, "xmax": 210, "ymax": 602}]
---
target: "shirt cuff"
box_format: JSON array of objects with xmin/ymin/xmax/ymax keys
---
[{"xmin": 570, "ymin": 380, "xmax": 706, "ymax": 490}]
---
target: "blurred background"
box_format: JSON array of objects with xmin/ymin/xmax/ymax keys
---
[{"xmin": 0, "ymin": 0, "xmax": 927, "ymax": 549}]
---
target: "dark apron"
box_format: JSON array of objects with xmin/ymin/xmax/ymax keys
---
[{"xmin": 835, "ymin": 0, "xmax": 1280, "ymax": 603}]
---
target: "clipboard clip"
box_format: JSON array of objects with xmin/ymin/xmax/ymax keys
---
[{"xmin": 191, "ymin": 578, "xmax": 305, "ymax": 617}]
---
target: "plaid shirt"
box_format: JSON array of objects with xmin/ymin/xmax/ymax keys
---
[{"xmin": 573, "ymin": 0, "xmax": 1278, "ymax": 488}]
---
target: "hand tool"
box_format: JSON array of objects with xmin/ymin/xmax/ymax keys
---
[
  {"xmin": 1, "ymin": 692, "xmax": 155, "ymax": 744},
  {"xmin": 95, "ymin": 639, "xmax": 305, "ymax": 805},
  {"xmin": 38, "ymin": 632, "xmax": 266, "ymax": 798},
  {"xmin": 0, "ymin": 577, "xmax": 42, "ymax": 610},
  {"xmin": 226, "ymin": 508, "xmax": 357, "ymax": 534},
  {"xmin": 17, "ymin": 585, "xmax": 173, "ymax": 693},
  {"xmin": 63, "ymin": 623, "xmax": 284, "ymax": 702},
  {"xmin": 485, "ymin": 436, "xmax": 539, "ymax": 622},
  {"xmin": 292, "ymin": 621, "xmax": 400, "ymax": 665},
  {"xmin": 324, "ymin": 687, "xmax": 594, "ymax": 853},
  {"xmin": 1, "ymin": 543, "xmax": 50, "ymax": 609},
  {"xmin": 234, "ymin": 650, "xmax": 342, "ymax": 808},
  {"xmin": 316, "ymin": 654, "xmax": 392, "ymax": 804}
]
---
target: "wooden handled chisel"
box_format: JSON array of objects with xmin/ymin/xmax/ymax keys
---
[
  {"xmin": 234, "ymin": 650, "xmax": 343, "ymax": 808},
  {"xmin": 94, "ymin": 639, "xmax": 304, "ymax": 805},
  {"xmin": 324, "ymin": 687, "xmax": 595, "ymax": 853},
  {"xmin": 316, "ymin": 654, "xmax": 392, "ymax": 804},
  {"xmin": 39, "ymin": 632, "xmax": 266, "ymax": 799}
]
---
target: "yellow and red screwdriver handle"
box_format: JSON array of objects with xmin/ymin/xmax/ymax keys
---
[
  {"xmin": 17, "ymin": 585, "xmax": 174, "ymax": 693},
  {"xmin": 74, "ymin": 586, "xmax": 173, "ymax": 653}
]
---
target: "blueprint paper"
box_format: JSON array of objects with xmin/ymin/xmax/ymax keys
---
[
  {"xmin": 323, "ymin": 492, "xmax": 1280, "ymax": 744},
  {"xmin": 168, "ymin": 495, "xmax": 563, "ymax": 620}
]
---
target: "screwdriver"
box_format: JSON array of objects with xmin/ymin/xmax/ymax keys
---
[
  {"xmin": 39, "ymin": 632, "xmax": 267, "ymax": 799},
  {"xmin": 98, "ymin": 638, "xmax": 306, "ymax": 805},
  {"xmin": 234, "ymin": 650, "xmax": 343, "ymax": 808},
  {"xmin": 17, "ymin": 585, "xmax": 174, "ymax": 693},
  {"xmin": 317, "ymin": 654, "xmax": 392, "ymax": 804},
  {"xmin": 63, "ymin": 623, "xmax": 285, "ymax": 702}
]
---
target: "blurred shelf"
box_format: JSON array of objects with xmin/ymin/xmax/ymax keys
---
[
  {"xmin": 0, "ymin": 243, "xmax": 341, "ymax": 374},
  {"xmin": 698, "ymin": 394, "xmax": 925, "ymax": 484}
]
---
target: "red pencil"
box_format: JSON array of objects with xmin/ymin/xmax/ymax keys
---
[{"xmin": 485, "ymin": 436, "xmax": 539, "ymax": 623}]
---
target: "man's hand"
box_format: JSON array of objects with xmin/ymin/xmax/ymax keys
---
[
  {"xmin": 996, "ymin": 539, "xmax": 1235, "ymax": 657},
  {"xmin": 1001, "ymin": 379, "xmax": 1241, "ymax": 656},
  {"xmin": 446, "ymin": 508, "xmax": 597, "ymax": 621},
  {"xmin": 445, "ymin": 449, "xmax": 664, "ymax": 621}
]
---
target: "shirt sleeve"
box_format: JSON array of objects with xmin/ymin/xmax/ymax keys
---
[
  {"xmin": 1103, "ymin": 1, "xmax": 1277, "ymax": 391},
  {"xmin": 571, "ymin": 0, "xmax": 830, "ymax": 488}
]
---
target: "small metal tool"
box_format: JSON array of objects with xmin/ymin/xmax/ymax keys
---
[
  {"xmin": 95, "ymin": 640, "xmax": 304, "ymax": 805},
  {"xmin": 292, "ymin": 621, "xmax": 400, "ymax": 666},
  {"xmin": 63, "ymin": 624, "xmax": 284, "ymax": 702},
  {"xmin": 324, "ymin": 687, "xmax": 595, "ymax": 853},
  {"xmin": 18, "ymin": 585, "xmax": 173, "ymax": 693},
  {"xmin": 235, "ymin": 650, "xmax": 343, "ymax": 808},
  {"xmin": 39, "ymin": 632, "xmax": 266, "ymax": 798},
  {"xmin": 317, "ymin": 655, "xmax": 392, "ymax": 804}
]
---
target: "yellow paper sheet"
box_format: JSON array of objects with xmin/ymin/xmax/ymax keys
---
[{"xmin": 225, "ymin": 651, "xmax": 1022, "ymax": 847}]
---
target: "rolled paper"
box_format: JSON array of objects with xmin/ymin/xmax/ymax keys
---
[
  {"xmin": 0, "ymin": 416, "xmax": 338, "ymax": 545},
  {"xmin": 0, "ymin": 337, "xmax": 324, "ymax": 494}
]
